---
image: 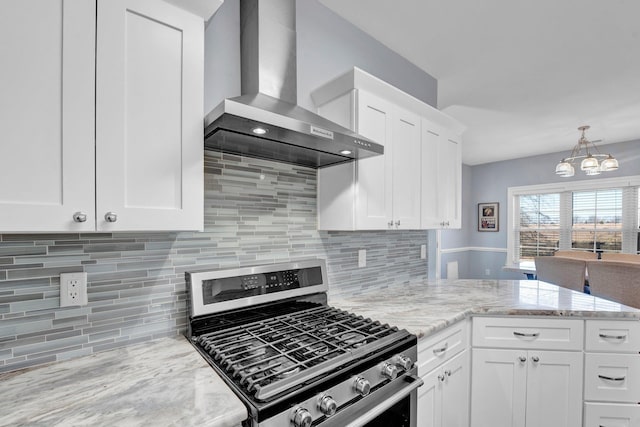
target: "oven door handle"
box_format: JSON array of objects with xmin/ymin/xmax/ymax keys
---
[{"xmin": 344, "ymin": 374, "xmax": 424, "ymax": 427}]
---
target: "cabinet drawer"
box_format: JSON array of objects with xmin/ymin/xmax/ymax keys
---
[
  {"xmin": 586, "ymin": 320, "xmax": 640, "ymax": 352},
  {"xmin": 472, "ymin": 317, "xmax": 583, "ymax": 350},
  {"xmin": 584, "ymin": 402, "xmax": 640, "ymax": 426},
  {"xmin": 418, "ymin": 320, "xmax": 468, "ymax": 375},
  {"xmin": 585, "ymin": 353, "xmax": 640, "ymax": 402}
]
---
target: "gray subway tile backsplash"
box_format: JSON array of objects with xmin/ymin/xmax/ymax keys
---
[{"xmin": 0, "ymin": 151, "xmax": 428, "ymax": 373}]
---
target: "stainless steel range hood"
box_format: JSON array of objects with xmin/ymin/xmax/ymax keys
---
[{"xmin": 204, "ymin": 0, "xmax": 383, "ymax": 169}]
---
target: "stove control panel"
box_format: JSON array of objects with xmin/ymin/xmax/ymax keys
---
[{"xmin": 261, "ymin": 351, "xmax": 417, "ymax": 427}]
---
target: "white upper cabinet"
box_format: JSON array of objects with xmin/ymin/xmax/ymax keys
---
[
  {"xmin": 0, "ymin": 0, "xmax": 96, "ymax": 232},
  {"xmin": 353, "ymin": 91, "xmax": 394, "ymax": 229},
  {"xmin": 312, "ymin": 67, "xmax": 463, "ymax": 231},
  {"xmin": 0, "ymin": 0, "xmax": 205, "ymax": 232},
  {"xmin": 96, "ymin": 0, "xmax": 203, "ymax": 231},
  {"xmin": 421, "ymin": 121, "xmax": 462, "ymax": 229}
]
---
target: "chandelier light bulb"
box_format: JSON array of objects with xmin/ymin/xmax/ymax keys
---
[
  {"xmin": 600, "ymin": 155, "xmax": 619, "ymax": 171},
  {"xmin": 580, "ymin": 155, "xmax": 599, "ymax": 171},
  {"xmin": 554, "ymin": 126, "xmax": 618, "ymax": 177}
]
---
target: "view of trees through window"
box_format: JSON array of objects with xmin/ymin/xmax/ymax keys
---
[
  {"xmin": 512, "ymin": 184, "xmax": 640, "ymax": 264},
  {"xmin": 518, "ymin": 193, "xmax": 560, "ymax": 259},
  {"xmin": 571, "ymin": 189, "xmax": 622, "ymax": 252}
]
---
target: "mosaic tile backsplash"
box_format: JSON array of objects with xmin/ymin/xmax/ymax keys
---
[{"xmin": 0, "ymin": 152, "xmax": 429, "ymax": 373}]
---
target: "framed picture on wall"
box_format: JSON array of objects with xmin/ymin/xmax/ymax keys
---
[{"xmin": 478, "ymin": 202, "xmax": 499, "ymax": 232}]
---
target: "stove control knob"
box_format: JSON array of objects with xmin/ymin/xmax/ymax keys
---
[
  {"xmin": 291, "ymin": 407, "xmax": 313, "ymax": 427},
  {"xmin": 393, "ymin": 354, "xmax": 414, "ymax": 371},
  {"xmin": 317, "ymin": 394, "xmax": 337, "ymax": 417},
  {"xmin": 381, "ymin": 362, "xmax": 399, "ymax": 380},
  {"xmin": 353, "ymin": 376, "xmax": 371, "ymax": 396}
]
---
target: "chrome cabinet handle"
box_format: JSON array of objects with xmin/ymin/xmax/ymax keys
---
[
  {"xmin": 104, "ymin": 212, "xmax": 118, "ymax": 223},
  {"xmin": 531, "ymin": 356, "xmax": 540, "ymax": 363},
  {"xmin": 599, "ymin": 333, "xmax": 627, "ymax": 340},
  {"xmin": 433, "ymin": 343, "xmax": 448, "ymax": 355},
  {"xmin": 598, "ymin": 374, "xmax": 626, "ymax": 382},
  {"xmin": 73, "ymin": 212, "xmax": 87, "ymax": 223},
  {"xmin": 518, "ymin": 356, "xmax": 527, "ymax": 363},
  {"xmin": 513, "ymin": 331, "xmax": 540, "ymax": 338}
]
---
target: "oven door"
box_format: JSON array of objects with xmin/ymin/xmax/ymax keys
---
[{"xmin": 322, "ymin": 370, "xmax": 423, "ymax": 427}]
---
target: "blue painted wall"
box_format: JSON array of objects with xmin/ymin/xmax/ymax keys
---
[
  {"xmin": 441, "ymin": 139, "xmax": 640, "ymax": 279},
  {"xmin": 204, "ymin": 0, "xmax": 438, "ymax": 112}
]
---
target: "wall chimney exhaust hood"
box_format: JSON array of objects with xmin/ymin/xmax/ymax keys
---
[{"xmin": 203, "ymin": 0, "xmax": 383, "ymax": 169}]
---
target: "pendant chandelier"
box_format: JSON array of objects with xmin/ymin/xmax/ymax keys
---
[{"xmin": 555, "ymin": 125, "xmax": 619, "ymax": 177}]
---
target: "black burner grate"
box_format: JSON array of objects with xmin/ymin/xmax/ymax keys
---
[{"xmin": 196, "ymin": 305, "xmax": 399, "ymax": 401}]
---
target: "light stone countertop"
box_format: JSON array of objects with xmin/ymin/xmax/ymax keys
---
[
  {"xmin": 3, "ymin": 279, "xmax": 639, "ymax": 427},
  {"xmin": 329, "ymin": 279, "xmax": 640, "ymax": 339},
  {"xmin": 0, "ymin": 335, "xmax": 247, "ymax": 427}
]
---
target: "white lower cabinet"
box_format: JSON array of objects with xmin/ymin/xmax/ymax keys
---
[
  {"xmin": 584, "ymin": 402, "xmax": 640, "ymax": 426},
  {"xmin": 471, "ymin": 349, "xmax": 583, "ymax": 427},
  {"xmin": 470, "ymin": 317, "xmax": 583, "ymax": 427},
  {"xmin": 417, "ymin": 320, "xmax": 470, "ymax": 427},
  {"xmin": 584, "ymin": 319, "xmax": 640, "ymax": 426},
  {"xmin": 418, "ymin": 350, "xmax": 469, "ymax": 427}
]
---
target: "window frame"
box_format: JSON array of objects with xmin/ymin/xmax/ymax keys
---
[{"xmin": 507, "ymin": 175, "xmax": 640, "ymax": 266}]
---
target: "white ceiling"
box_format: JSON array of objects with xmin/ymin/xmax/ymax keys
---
[{"xmin": 318, "ymin": 0, "xmax": 640, "ymax": 165}]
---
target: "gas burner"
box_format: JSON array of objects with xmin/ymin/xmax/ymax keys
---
[{"xmin": 339, "ymin": 332, "xmax": 367, "ymax": 347}]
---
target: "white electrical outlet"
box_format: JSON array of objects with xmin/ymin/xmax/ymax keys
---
[
  {"xmin": 358, "ymin": 249, "xmax": 366, "ymax": 268},
  {"xmin": 420, "ymin": 245, "xmax": 426, "ymax": 259},
  {"xmin": 60, "ymin": 272, "xmax": 88, "ymax": 307}
]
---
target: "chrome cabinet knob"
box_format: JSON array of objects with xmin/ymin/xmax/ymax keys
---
[
  {"xmin": 73, "ymin": 212, "xmax": 87, "ymax": 223},
  {"xmin": 317, "ymin": 394, "xmax": 337, "ymax": 417},
  {"xmin": 438, "ymin": 373, "xmax": 446, "ymax": 382},
  {"xmin": 395, "ymin": 220, "xmax": 401, "ymax": 227},
  {"xmin": 353, "ymin": 376, "xmax": 371, "ymax": 396},
  {"xmin": 104, "ymin": 212, "xmax": 118, "ymax": 223},
  {"xmin": 388, "ymin": 221, "xmax": 393, "ymax": 228},
  {"xmin": 531, "ymin": 356, "xmax": 540, "ymax": 363},
  {"xmin": 291, "ymin": 407, "xmax": 313, "ymax": 427},
  {"xmin": 392, "ymin": 354, "xmax": 414, "ymax": 371},
  {"xmin": 380, "ymin": 362, "xmax": 399, "ymax": 380},
  {"xmin": 444, "ymin": 369, "xmax": 452, "ymax": 377},
  {"xmin": 518, "ymin": 356, "xmax": 527, "ymax": 363}
]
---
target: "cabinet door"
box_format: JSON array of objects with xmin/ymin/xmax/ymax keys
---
[
  {"xmin": 96, "ymin": 0, "xmax": 203, "ymax": 231},
  {"xmin": 420, "ymin": 120, "xmax": 462, "ymax": 229},
  {"xmin": 417, "ymin": 367, "xmax": 441, "ymax": 427},
  {"xmin": 392, "ymin": 108, "xmax": 421, "ymax": 229},
  {"xmin": 471, "ymin": 348, "xmax": 527, "ymax": 427},
  {"xmin": 0, "ymin": 0, "xmax": 95, "ymax": 232},
  {"xmin": 354, "ymin": 90, "xmax": 393, "ymax": 229},
  {"xmin": 437, "ymin": 133, "xmax": 462, "ymax": 228},
  {"xmin": 525, "ymin": 350, "xmax": 583, "ymax": 427},
  {"xmin": 420, "ymin": 121, "xmax": 443, "ymax": 228},
  {"xmin": 441, "ymin": 350, "xmax": 469, "ymax": 427}
]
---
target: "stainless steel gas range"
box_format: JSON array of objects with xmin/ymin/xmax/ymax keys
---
[{"xmin": 185, "ymin": 259, "xmax": 422, "ymax": 427}]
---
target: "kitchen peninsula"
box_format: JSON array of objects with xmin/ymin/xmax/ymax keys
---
[{"xmin": 2, "ymin": 279, "xmax": 638, "ymax": 427}]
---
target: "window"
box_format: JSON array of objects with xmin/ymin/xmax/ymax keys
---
[
  {"xmin": 571, "ymin": 189, "xmax": 622, "ymax": 252},
  {"xmin": 517, "ymin": 193, "xmax": 560, "ymax": 258},
  {"xmin": 507, "ymin": 176, "xmax": 640, "ymax": 264}
]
